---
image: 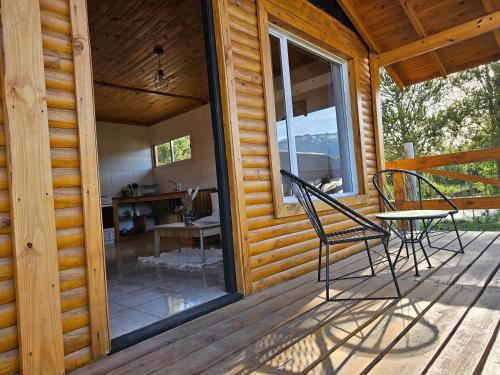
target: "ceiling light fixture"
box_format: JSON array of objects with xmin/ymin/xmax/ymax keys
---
[{"xmin": 154, "ymin": 46, "xmax": 170, "ymax": 89}]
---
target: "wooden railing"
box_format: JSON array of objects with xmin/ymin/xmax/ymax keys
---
[{"xmin": 385, "ymin": 147, "xmax": 500, "ymax": 210}]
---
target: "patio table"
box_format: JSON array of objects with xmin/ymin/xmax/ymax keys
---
[{"xmin": 376, "ymin": 209, "xmax": 449, "ymax": 276}]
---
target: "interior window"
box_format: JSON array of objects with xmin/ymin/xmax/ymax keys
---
[
  {"xmin": 154, "ymin": 135, "xmax": 192, "ymax": 167},
  {"xmin": 269, "ymin": 28, "xmax": 357, "ymax": 199}
]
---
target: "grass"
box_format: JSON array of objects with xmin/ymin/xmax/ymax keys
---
[{"xmin": 434, "ymin": 210, "xmax": 500, "ymax": 232}]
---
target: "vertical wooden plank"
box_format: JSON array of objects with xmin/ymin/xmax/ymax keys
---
[
  {"xmin": 68, "ymin": 0, "xmax": 110, "ymax": 357},
  {"xmin": 212, "ymin": 0, "xmax": 252, "ymax": 293},
  {"xmin": 0, "ymin": 0, "xmax": 65, "ymax": 373},
  {"xmin": 369, "ymin": 53, "xmax": 385, "ymax": 172}
]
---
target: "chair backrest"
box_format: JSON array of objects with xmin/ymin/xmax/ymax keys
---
[
  {"xmin": 372, "ymin": 169, "xmax": 458, "ymax": 213},
  {"xmin": 281, "ymin": 170, "xmax": 388, "ymax": 241}
]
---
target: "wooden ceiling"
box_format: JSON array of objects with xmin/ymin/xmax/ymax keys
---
[
  {"xmin": 88, "ymin": 0, "xmax": 209, "ymax": 125},
  {"xmin": 337, "ymin": 0, "xmax": 500, "ymax": 86}
]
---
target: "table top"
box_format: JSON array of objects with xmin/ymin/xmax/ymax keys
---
[
  {"xmin": 376, "ymin": 209, "xmax": 449, "ymax": 220},
  {"xmin": 153, "ymin": 222, "xmax": 220, "ymax": 230}
]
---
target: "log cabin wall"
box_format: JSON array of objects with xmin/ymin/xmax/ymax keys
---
[
  {"xmin": 215, "ymin": 0, "xmax": 383, "ymax": 293},
  {"xmin": 0, "ymin": 0, "xmax": 108, "ymax": 373}
]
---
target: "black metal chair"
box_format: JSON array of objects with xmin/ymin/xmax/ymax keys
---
[
  {"xmin": 281, "ymin": 170, "xmax": 401, "ymax": 302},
  {"xmin": 372, "ymin": 169, "xmax": 464, "ymax": 268}
]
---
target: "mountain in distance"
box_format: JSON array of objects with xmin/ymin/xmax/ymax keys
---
[{"xmin": 279, "ymin": 133, "xmax": 340, "ymax": 157}]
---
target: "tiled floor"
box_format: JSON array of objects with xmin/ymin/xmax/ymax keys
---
[{"xmin": 105, "ymin": 234, "xmax": 226, "ymax": 338}]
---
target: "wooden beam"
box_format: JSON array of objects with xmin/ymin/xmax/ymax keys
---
[
  {"xmin": 422, "ymin": 168, "xmax": 500, "ymax": 187},
  {"xmin": 213, "ymin": 0, "xmax": 251, "ymax": 293},
  {"xmin": 376, "ymin": 11, "xmax": 500, "ymax": 66},
  {"xmin": 481, "ymin": 0, "xmax": 500, "ymax": 47},
  {"xmin": 398, "ymin": 0, "xmax": 448, "ymax": 78},
  {"xmin": 336, "ymin": 0, "xmax": 405, "ymax": 89},
  {"xmin": 369, "ymin": 54, "xmax": 385, "ymax": 172},
  {"xmin": 93, "ymin": 81, "xmax": 206, "ymax": 102},
  {"xmin": 69, "ymin": 0, "xmax": 110, "ymax": 358},
  {"xmin": 0, "ymin": 0, "xmax": 65, "ymax": 373},
  {"xmin": 385, "ymin": 147, "xmax": 500, "ymax": 170},
  {"xmin": 402, "ymin": 196, "xmax": 500, "ymax": 210}
]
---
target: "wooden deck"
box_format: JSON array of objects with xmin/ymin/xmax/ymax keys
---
[{"xmin": 75, "ymin": 231, "xmax": 500, "ymax": 375}]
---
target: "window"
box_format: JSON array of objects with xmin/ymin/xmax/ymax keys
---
[
  {"xmin": 269, "ymin": 27, "xmax": 357, "ymax": 201},
  {"xmin": 154, "ymin": 135, "xmax": 192, "ymax": 167}
]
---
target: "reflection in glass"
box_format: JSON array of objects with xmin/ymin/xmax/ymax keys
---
[{"xmin": 287, "ymin": 41, "xmax": 353, "ymax": 195}]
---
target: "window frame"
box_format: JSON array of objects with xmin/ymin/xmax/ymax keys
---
[
  {"xmin": 261, "ymin": 18, "xmax": 370, "ymax": 218},
  {"xmin": 269, "ymin": 25, "xmax": 359, "ymax": 204},
  {"xmin": 153, "ymin": 134, "xmax": 192, "ymax": 168}
]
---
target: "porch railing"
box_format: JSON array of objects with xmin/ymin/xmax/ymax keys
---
[{"xmin": 385, "ymin": 147, "xmax": 500, "ymax": 210}]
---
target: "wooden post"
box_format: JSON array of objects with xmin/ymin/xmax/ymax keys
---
[
  {"xmin": 69, "ymin": 0, "xmax": 110, "ymax": 357},
  {"xmin": 0, "ymin": 0, "xmax": 65, "ymax": 373}
]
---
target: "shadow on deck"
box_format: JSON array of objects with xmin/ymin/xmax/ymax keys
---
[{"xmin": 74, "ymin": 231, "xmax": 500, "ymax": 375}]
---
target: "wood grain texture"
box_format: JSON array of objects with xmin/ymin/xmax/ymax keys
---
[
  {"xmin": 0, "ymin": 0, "xmax": 65, "ymax": 373},
  {"xmin": 213, "ymin": 0, "xmax": 252, "ymax": 293},
  {"xmin": 339, "ymin": 0, "xmax": 500, "ymax": 86},
  {"xmin": 220, "ymin": 0, "xmax": 382, "ymax": 292},
  {"xmin": 69, "ymin": 0, "xmax": 110, "ymax": 358}
]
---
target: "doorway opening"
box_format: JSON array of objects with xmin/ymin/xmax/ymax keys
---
[{"xmin": 87, "ymin": 0, "xmax": 238, "ymax": 349}]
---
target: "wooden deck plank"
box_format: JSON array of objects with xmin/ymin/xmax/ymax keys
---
[
  {"xmin": 74, "ymin": 232, "xmax": 500, "ymax": 375},
  {"xmin": 73, "ymin": 240, "xmax": 380, "ymax": 374},
  {"xmin": 367, "ymin": 233, "xmax": 499, "ymax": 375},
  {"xmin": 203, "ymin": 232, "xmax": 464, "ymax": 375},
  {"xmin": 480, "ymin": 321, "xmax": 500, "ymax": 375},
  {"xmin": 142, "ymin": 233, "xmax": 466, "ymax": 374},
  {"xmin": 309, "ymin": 232, "xmax": 499, "ymax": 374},
  {"xmin": 425, "ymin": 244, "xmax": 500, "ymax": 374},
  {"xmin": 254, "ymin": 232, "xmax": 484, "ymax": 374},
  {"xmin": 104, "ymin": 240, "xmax": 403, "ymax": 374}
]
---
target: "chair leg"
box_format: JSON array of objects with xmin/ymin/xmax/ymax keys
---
[
  {"xmin": 393, "ymin": 241, "xmax": 404, "ymax": 267},
  {"xmin": 405, "ymin": 242, "xmax": 410, "ymax": 259},
  {"xmin": 419, "ymin": 240, "xmax": 432, "ymax": 269},
  {"xmin": 364, "ymin": 240, "xmax": 375, "ymax": 276},
  {"xmin": 383, "ymin": 238, "xmax": 401, "ymax": 298},
  {"xmin": 325, "ymin": 242, "xmax": 330, "ymax": 301},
  {"xmin": 451, "ymin": 214, "xmax": 464, "ymax": 253},
  {"xmin": 317, "ymin": 240, "xmax": 323, "ymax": 282}
]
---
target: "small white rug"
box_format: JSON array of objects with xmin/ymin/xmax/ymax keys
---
[{"xmin": 138, "ymin": 247, "xmax": 223, "ymax": 270}]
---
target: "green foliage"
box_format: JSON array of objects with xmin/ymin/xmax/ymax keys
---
[
  {"xmin": 381, "ymin": 61, "xmax": 500, "ymax": 160},
  {"xmin": 381, "ymin": 62, "xmax": 500, "ymax": 199},
  {"xmin": 154, "ymin": 135, "xmax": 192, "ymax": 166}
]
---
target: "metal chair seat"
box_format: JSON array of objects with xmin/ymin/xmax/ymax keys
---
[{"xmin": 326, "ymin": 226, "xmax": 385, "ymax": 244}]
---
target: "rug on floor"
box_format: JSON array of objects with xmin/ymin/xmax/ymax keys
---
[{"xmin": 138, "ymin": 247, "xmax": 223, "ymax": 270}]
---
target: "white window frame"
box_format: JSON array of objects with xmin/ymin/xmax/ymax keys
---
[
  {"xmin": 153, "ymin": 134, "xmax": 192, "ymax": 168},
  {"xmin": 269, "ymin": 25, "xmax": 358, "ymax": 203}
]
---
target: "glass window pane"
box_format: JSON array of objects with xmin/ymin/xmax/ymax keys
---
[
  {"xmin": 172, "ymin": 135, "xmax": 192, "ymax": 162},
  {"xmin": 155, "ymin": 142, "xmax": 172, "ymax": 166},
  {"xmin": 270, "ymin": 34, "xmax": 292, "ymax": 196},
  {"xmin": 287, "ymin": 41, "xmax": 354, "ymax": 195}
]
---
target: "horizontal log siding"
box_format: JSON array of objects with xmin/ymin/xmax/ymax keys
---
[
  {"xmin": 41, "ymin": 0, "xmax": 92, "ymax": 371},
  {"xmin": 226, "ymin": 0, "xmax": 380, "ymax": 292}
]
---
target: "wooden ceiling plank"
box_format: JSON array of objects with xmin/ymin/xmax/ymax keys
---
[
  {"xmin": 93, "ymin": 81, "xmax": 205, "ymax": 102},
  {"xmin": 398, "ymin": 0, "xmax": 447, "ymax": 78},
  {"xmin": 336, "ymin": 0, "xmax": 405, "ymax": 89},
  {"xmin": 376, "ymin": 10, "xmax": 500, "ymax": 67},
  {"xmin": 481, "ymin": 0, "xmax": 500, "ymax": 47}
]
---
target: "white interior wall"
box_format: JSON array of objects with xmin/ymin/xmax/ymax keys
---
[
  {"xmin": 96, "ymin": 121, "xmax": 154, "ymax": 198},
  {"xmin": 149, "ymin": 104, "xmax": 218, "ymax": 192}
]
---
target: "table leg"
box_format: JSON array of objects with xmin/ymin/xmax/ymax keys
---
[
  {"xmin": 200, "ymin": 228, "xmax": 205, "ymax": 263},
  {"xmin": 409, "ymin": 220, "xmax": 419, "ymax": 276},
  {"xmin": 154, "ymin": 230, "xmax": 160, "ymax": 258}
]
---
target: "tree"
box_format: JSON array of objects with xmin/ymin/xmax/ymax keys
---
[{"xmin": 381, "ymin": 70, "xmax": 459, "ymax": 160}]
